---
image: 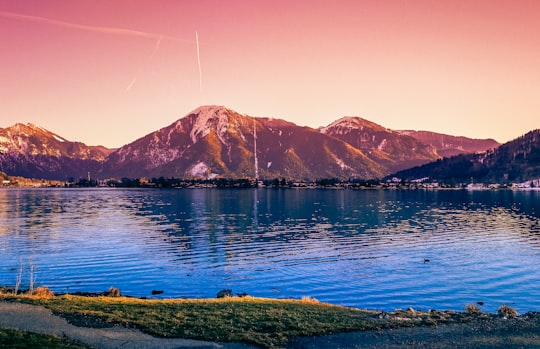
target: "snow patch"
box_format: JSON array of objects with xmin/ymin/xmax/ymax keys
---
[
  {"xmin": 267, "ymin": 161, "xmax": 272, "ymax": 168},
  {"xmin": 334, "ymin": 157, "xmax": 352, "ymax": 171},
  {"xmin": 190, "ymin": 162, "xmax": 209, "ymax": 177},
  {"xmin": 377, "ymin": 138, "xmax": 387, "ymax": 150},
  {"xmin": 189, "ymin": 106, "xmax": 231, "ymax": 144},
  {"xmin": 53, "ymin": 135, "xmax": 66, "ymax": 142},
  {"xmin": 321, "ymin": 117, "xmax": 362, "ymax": 133}
]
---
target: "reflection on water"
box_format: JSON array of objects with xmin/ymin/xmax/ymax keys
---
[{"xmin": 1, "ymin": 188, "xmax": 539, "ymax": 313}]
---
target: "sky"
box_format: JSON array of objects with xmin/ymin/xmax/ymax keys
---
[{"xmin": 1, "ymin": 0, "xmax": 539, "ymax": 148}]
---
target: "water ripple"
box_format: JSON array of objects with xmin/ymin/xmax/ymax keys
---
[{"xmin": 1, "ymin": 188, "xmax": 539, "ymax": 312}]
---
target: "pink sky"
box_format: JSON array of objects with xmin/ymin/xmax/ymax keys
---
[{"xmin": 1, "ymin": 0, "xmax": 539, "ymax": 148}]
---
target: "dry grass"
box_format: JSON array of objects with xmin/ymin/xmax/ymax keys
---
[
  {"xmin": 31, "ymin": 287, "xmax": 55, "ymax": 299},
  {"xmin": 498, "ymin": 304, "xmax": 518, "ymax": 318},
  {"xmin": 465, "ymin": 304, "xmax": 482, "ymax": 314},
  {"xmin": 300, "ymin": 296, "xmax": 320, "ymax": 304},
  {"xmin": 103, "ymin": 286, "xmax": 121, "ymax": 297}
]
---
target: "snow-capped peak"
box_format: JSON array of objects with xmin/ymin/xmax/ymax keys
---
[
  {"xmin": 326, "ymin": 117, "xmax": 369, "ymax": 129},
  {"xmin": 320, "ymin": 116, "xmax": 388, "ymax": 134},
  {"xmin": 189, "ymin": 105, "xmax": 228, "ymax": 115},
  {"xmin": 189, "ymin": 105, "xmax": 232, "ymax": 144}
]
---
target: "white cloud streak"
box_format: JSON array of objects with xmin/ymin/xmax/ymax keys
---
[{"xmin": 0, "ymin": 10, "xmax": 189, "ymax": 43}]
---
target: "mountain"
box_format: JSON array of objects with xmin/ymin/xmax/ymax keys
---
[
  {"xmin": 0, "ymin": 106, "xmax": 514, "ymax": 182},
  {"xmin": 392, "ymin": 129, "xmax": 540, "ymax": 184},
  {"xmin": 320, "ymin": 117, "xmax": 440, "ymax": 173},
  {"xmin": 397, "ymin": 130, "xmax": 499, "ymax": 158},
  {"xmin": 100, "ymin": 106, "xmax": 386, "ymax": 180},
  {"xmin": 0, "ymin": 123, "xmax": 112, "ymax": 180}
]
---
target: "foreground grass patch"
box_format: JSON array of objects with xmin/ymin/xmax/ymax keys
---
[
  {"xmin": 1, "ymin": 294, "xmax": 494, "ymax": 348},
  {"xmin": 0, "ymin": 328, "xmax": 91, "ymax": 349},
  {"xmin": 5, "ymin": 295, "xmax": 389, "ymax": 348}
]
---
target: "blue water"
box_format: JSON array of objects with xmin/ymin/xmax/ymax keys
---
[{"xmin": 1, "ymin": 188, "xmax": 539, "ymax": 313}]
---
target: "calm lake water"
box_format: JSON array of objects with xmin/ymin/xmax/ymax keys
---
[{"xmin": 1, "ymin": 188, "xmax": 539, "ymax": 313}]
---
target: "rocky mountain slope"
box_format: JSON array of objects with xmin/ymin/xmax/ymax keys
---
[
  {"xmin": 320, "ymin": 117, "xmax": 440, "ymax": 173},
  {"xmin": 0, "ymin": 106, "xmax": 505, "ymax": 181},
  {"xmin": 392, "ymin": 129, "xmax": 540, "ymax": 184},
  {"xmin": 100, "ymin": 106, "xmax": 386, "ymax": 180},
  {"xmin": 0, "ymin": 123, "xmax": 112, "ymax": 180}
]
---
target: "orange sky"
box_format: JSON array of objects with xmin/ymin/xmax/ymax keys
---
[{"xmin": 1, "ymin": 0, "xmax": 539, "ymax": 148}]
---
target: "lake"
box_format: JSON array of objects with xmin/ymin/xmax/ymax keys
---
[{"xmin": 1, "ymin": 188, "xmax": 539, "ymax": 313}]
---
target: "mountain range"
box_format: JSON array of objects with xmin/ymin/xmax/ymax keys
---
[{"xmin": 0, "ymin": 105, "xmax": 504, "ymax": 181}]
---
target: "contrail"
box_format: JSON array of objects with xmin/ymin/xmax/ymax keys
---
[
  {"xmin": 196, "ymin": 31, "xmax": 202, "ymax": 93},
  {"xmin": 125, "ymin": 77, "xmax": 137, "ymax": 92},
  {"xmin": 126, "ymin": 36, "xmax": 162, "ymax": 92},
  {"xmin": 150, "ymin": 37, "xmax": 162, "ymax": 59},
  {"xmin": 0, "ymin": 10, "xmax": 189, "ymax": 43}
]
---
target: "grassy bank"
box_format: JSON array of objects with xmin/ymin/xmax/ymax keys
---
[
  {"xmin": 0, "ymin": 292, "xmax": 497, "ymax": 348},
  {"xmin": 0, "ymin": 328, "xmax": 91, "ymax": 349}
]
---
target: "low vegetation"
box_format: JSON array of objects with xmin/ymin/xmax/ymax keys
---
[
  {"xmin": 31, "ymin": 287, "xmax": 55, "ymax": 299},
  {"xmin": 0, "ymin": 290, "xmax": 502, "ymax": 349},
  {"xmin": 465, "ymin": 303, "xmax": 482, "ymax": 314},
  {"xmin": 498, "ymin": 304, "xmax": 518, "ymax": 318},
  {"xmin": 0, "ymin": 328, "xmax": 91, "ymax": 349},
  {"xmin": 3, "ymin": 294, "xmax": 383, "ymax": 348}
]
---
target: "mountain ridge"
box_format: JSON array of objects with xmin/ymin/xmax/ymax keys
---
[
  {"xmin": 0, "ymin": 122, "xmax": 113, "ymax": 180},
  {"xmin": 1, "ymin": 105, "xmax": 503, "ymax": 181},
  {"xmin": 397, "ymin": 130, "xmax": 499, "ymax": 158},
  {"xmin": 320, "ymin": 117, "xmax": 440, "ymax": 173},
  {"xmin": 99, "ymin": 106, "xmax": 387, "ymax": 180}
]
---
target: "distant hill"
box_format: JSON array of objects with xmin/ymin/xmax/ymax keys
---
[
  {"xmin": 392, "ymin": 129, "xmax": 540, "ymax": 184},
  {"xmin": 397, "ymin": 130, "xmax": 499, "ymax": 158}
]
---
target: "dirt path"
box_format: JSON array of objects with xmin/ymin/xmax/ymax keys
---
[{"xmin": 0, "ymin": 301, "xmax": 253, "ymax": 349}]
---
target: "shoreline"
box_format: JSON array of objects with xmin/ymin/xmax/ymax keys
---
[
  {"xmin": 2, "ymin": 290, "xmax": 540, "ymax": 348},
  {"xmin": 1, "ymin": 285, "xmax": 534, "ymax": 315}
]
